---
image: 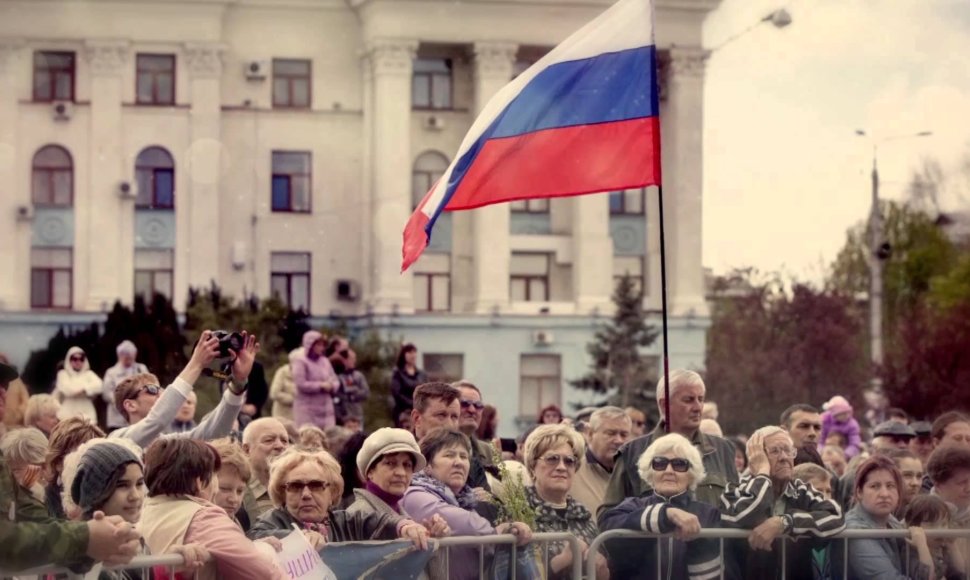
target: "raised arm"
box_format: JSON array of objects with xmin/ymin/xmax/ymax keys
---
[{"xmin": 719, "ymin": 475, "xmax": 774, "ymax": 528}]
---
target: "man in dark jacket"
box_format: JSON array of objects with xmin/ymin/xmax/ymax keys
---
[
  {"xmin": 598, "ymin": 369, "xmax": 739, "ymax": 521},
  {"xmin": 721, "ymin": 426, "xmax": 845, "ymax": 580}
]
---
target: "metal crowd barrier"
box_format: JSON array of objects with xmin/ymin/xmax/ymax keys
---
[
  {"xmin": 586, "ymin": 527, "xmax": 970, "ymax": 580},
  {"xmin": 6, "ymin": 532, "xmax": 584, "ymax": 580}
]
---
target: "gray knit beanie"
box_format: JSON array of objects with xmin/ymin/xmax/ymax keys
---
[{"xmin": 70, "ymin": 441, "xmax": 142, "ymax": 518}]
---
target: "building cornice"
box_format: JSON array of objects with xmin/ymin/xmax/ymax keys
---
[{"xmin": 351, "ymin": 0, "xmax": 721, "ymax": 13}]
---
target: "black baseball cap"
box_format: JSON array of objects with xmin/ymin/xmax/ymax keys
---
[{"xmin": 910, "ymin": 421, "xmax": 932, "ymax": 437}]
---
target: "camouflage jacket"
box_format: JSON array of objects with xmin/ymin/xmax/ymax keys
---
[{"xmin": 0, "ymin": 450, "xmax": 92, "ymax": 573}]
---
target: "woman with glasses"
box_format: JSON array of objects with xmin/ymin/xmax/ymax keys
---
[
  {"xmin": 247, "ymin": 447, "xmax": 431, "ymax": 548},
  {"xmin": 721, "ymin": 426, "xmax": 845, "ymax": 580},
  {"xmin": 600, "ymin": 433, "xmax": 722, "ymax": 580},
  {"xmin": 53, "ymin": 347, "xmax": 102, "ymax": 423},
  {"xmin": 402, "ymin": 428, "xmax": 533, "ymax": 580},
  {"xmin": 522, "ymin": 424, "xmax": 608, "ymax": 579}
]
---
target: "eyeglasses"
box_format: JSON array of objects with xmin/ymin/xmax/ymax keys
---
[
  {"xmin": 284, "ymin": 479, "xmax": 330, "ymax": 494},
  {"xmin": 540, "ymin": 454, "xmax": 578, "ymax": 469},
  {"xmin": 460, "ymin": 400, "xmax": 484, "ymax": 410},
  {"xmin": 126, "ymin": 384, "xmax": 162, "ymax": 401},
  {"xmin": 651, "ymin": 457, "xmax": 691, "ymax": 472},
  {"xmin": 766, "ymin": 446, "xmax": 797, "ymax": 458}
]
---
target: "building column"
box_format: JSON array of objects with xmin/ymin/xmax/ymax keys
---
[
  {"xmin": 664, "ymin": 47, "xmax": 709, "ymax": 317},
  {"xmin": 572, "ymin": 194, "xmax": 613, "ymax": 312},
  {"xmin": 182, "ymin": 43, "xmax": 224, "ymax": 302},
  {"xmin": 80, "ymin": 40, "xmax": 129, "ymax": 311},
  {"xmin": 469, "ymin": 41, "xmax": 517, "ymax": 313},
  {"xmin": 363, "ymin": 38, "xmax": 417, "ymax": 313},
  {"xmin": 0, "ymin": 40, "xmax": 23, "ymax": 310}
]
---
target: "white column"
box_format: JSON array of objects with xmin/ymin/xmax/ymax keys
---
[
  {"xmin": 183, "ymin": 43, "xmax": 224, "ymax": 301},
  {"xmin": 572, "ymin": 194, "xmax": 613, "ymax": 312},
  {"xmin": 364, "ymin": 38, "xmax": 417, "ymax": 313},
  {"xmin": 0, "ymin": 40, "xmax": 24, "ymax": 309},
  {"xmin": 80, "ymin": 40, "xmax": 129, "ymax": 311},
  {"xmin": 469, "ymin": 41, "xmax": 516, "ymax": 313},
  {"xmin": 664, "ymin": 47, "xmax": 709, "ymax": 317}
]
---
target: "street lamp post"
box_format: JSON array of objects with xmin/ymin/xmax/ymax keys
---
[{"xmin": 855, "ymin": 130, "xmax": 933, "ymax": 390}]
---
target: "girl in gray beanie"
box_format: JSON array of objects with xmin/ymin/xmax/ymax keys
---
[{"xmin": 62, "ymin": 439, "xmax": 210, "ymax": 579}]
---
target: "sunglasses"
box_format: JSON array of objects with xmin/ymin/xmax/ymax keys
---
[
  {"xmin": 126, "ymin": 384, "xmax": 163, "ymax": 401},
  {"xmin": 651, "ymin": 457, "xmax": 691, "ymax": 472},
  {"xmin": 284, "ymin": 479, "xmax": 330, "ymax": 494},
  {"xmin": 460, "ymin": 400, "xmax": 484, "ymax": 410},
  {"xmin": 540, "ymin": 454, "xmax": 578, "ymax": 469},
  {"xmin": 70, "ymin": 356, "xmax": 85, "ymax": 362}
]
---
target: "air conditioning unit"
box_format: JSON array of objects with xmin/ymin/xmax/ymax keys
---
[
  {"xmin": 52, "ymin": 100, "xmax": 73, "ymax": 121},
  {"xmin": 244, "ymin": 60, "xmax": 269, "ymax": 81},
  {"xmin": 532, "ymin": 330, "xmax": 554, "ymax": 346},
  {"xmin": 117, "ymin": 181, "xmax": 136, "ymax": 199},
  {"xmin": 335, "ymin": 279, "xmax": 361, "ymax": 302},
  {"xmin": 15, "ymin": 205, "xmax": 34, "ymax": 221},
  {"xmin": 424, "ymin": 115, "xmax": 445, "ymax": 131}
]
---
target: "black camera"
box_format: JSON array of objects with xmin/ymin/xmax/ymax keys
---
[{"xmin": 211, "ymin": 330, "xmax": 244, "ymax": 358}]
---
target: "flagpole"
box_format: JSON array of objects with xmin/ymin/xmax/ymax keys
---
[{"xmin": 657, "ymin": 184, "xmax": 671, "ymax": 434}]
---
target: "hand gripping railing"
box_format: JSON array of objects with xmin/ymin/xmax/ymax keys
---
[{"xmin": 585, "ymin": 527, "xmax": 970, "ymax": 580}]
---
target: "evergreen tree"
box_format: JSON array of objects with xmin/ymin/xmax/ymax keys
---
[{"xmin": 570, "ymin": 275, "xmax": 658, "ymax": 412}]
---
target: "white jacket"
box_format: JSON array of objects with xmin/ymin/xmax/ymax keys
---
[{"xmin": 53, "ymin": 346, "xmax": 102, "ymax": 422}]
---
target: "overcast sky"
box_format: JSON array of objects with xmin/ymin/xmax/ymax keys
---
[{"xmin": 702, "ymin": 0, "xmax": 970, "ymax": 281}]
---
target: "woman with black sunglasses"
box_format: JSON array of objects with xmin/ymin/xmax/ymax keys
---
[
  {"xmin": 53, "ymin": 346, "xmax": 102, "ymax": 423},
  {"xmin": 599, "ymin": 433, "xmax": 723, "ymax": 580}
]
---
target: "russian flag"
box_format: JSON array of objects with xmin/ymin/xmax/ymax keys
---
[{"xmin": 402, "ymin": 0, "xmax": 661, "ymax": 272}]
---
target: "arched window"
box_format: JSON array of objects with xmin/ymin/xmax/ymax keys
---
[
  {"xmin": 135, "ymin": 146, "xmax": 175, "ymax": 209},
  {"xmin": 411, "ymin": 151, "xmax": 449, "ymax": 209},
  {"xmin": 32, "ymin": 145, "xmax": 73, "ymax": 206}
]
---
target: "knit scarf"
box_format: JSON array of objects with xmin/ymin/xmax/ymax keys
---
[
  {"xmin": 409, "ymin": 470, "xmax": 478, "ymax": 510},
  {"xmin": 365, "ymin": 480, "xmax": 403, "ymax": 514}
]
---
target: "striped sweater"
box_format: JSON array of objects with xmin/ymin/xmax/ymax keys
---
[{"xmin": 720, "ymin": 474, "xmax": 845, "ymax": 537}]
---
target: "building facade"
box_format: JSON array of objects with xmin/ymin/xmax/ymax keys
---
[{"xmin": 0, "ymin": 0, "xmax": 716, "ymax": 435}]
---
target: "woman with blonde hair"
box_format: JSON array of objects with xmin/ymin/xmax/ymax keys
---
[
  {"xmin": 522, "ymin": 423, "xmax": 607, "ymax": 579},
  {"xmin": 25, "ymin": 393, "xmax": 61, "ymax": 436},
  {"xmin": 1, "ymin": 427, "xmax": 50, "ymax": 522}
]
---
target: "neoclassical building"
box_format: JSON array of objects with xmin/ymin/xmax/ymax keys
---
[{"xmin": 0, "ymin": 0, "xmax": 716, "ymax": 434}]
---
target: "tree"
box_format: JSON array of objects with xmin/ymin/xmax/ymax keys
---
[
  {"xmin": 570, "ymin": 275, "xmax": 658, "ymax": 412},
  {"xmin": 706, "ymin": 269, "xmax": 868, "ymax": 435}
]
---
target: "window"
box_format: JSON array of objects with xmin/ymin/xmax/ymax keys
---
[
  {"xmin": 613, "ymin": 256, "xmax": 644, "ymax": 293},
  {"xmin": 412, "ymin": 58, "xmax": 452, "ymax": 110},
  {"xmin": 32, "ymin": 145, "xmax": 73, "ymax": 206},
  {"xmin": 271, "ymin": 151, "xmax": 312, "ymax": 212},
  {"xmin": 31, "ymin": 248, "xmax": 72, "ymax": 309},
  {"xmin": 413, "ymin": 253, "xmax": 451, "ymax": 312},
  {"xmin": 135, "ymin": 54, "xmax": 175, "ymax": 105},
  {"xmin": 510, "ymin": 199, "xmax": 549, "ymax": 213},
  {"xmin": 510, "ymin": 253, "xmax": 550, "ymax": 302},
  {"xmin": 134, "ymin": 249, "xmax": 173, "ymax": 302},
  {"xmin": 273, "ymin": 59, "xmax": 311, "ymax": 109},
  {"xmin": 412, "ymin": 151, "xmax": 449, "ymax": 209},
  {"xmin": 520, "ymin": 354, "xmax": 561, "ymax": 417},
  {"xmin": 609, "ymin": 188, "xmax": 646, "ymax": 215},
  {"xmin": 33, "ymin": 51, "xmax": 74, "ymax": 102},
  {"xmin": 423, "ymin": 353, "xmax": 464, "ymax": 383},
  {"xmin": 270, "ymin": 252, "xmax": 311, "ymax": 312},
  {"xmin": 135, "ymin": 147, "xmax": 175, "ymax": 209}
]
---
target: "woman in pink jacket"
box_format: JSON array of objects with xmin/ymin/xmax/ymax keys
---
[{"xmin": 291, "ymin": 330, "xmax": 340, "ymax": 429}]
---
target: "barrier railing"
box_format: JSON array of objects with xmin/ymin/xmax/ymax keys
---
[
  {"xmin": 7, "ymin": 532, "xmax": 584, "ymax": 580},
  {"xmin": 585, "ymin": 528, "xmax": 970, "ymax": 580}
]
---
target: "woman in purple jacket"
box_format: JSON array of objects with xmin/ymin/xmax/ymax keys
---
[
  {"xmin": 402, "ymin": 428, "xmax": 532, "ymax": 580},
  {"xmin": 292, "ymin": 330, "xmax": 340, "ymax": 429}
]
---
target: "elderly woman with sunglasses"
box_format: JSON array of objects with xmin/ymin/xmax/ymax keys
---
[
  {"xmin": 402, "ymin": 428, "xmax": 533, "ymax": 580},
  {"xmin": 53, "ymin": 347, "xmax": 102, "ymax": 423},
  {"xmin": 247, "ymin": 447, "xmax": 431, "ymax": 549},
  {"xmin": 522, "ymin": 424, "xmax": 608, "ymax": 579},
  {"xmin": 599, "ymin": 433, "xmax": 722, "ymax": 580}
]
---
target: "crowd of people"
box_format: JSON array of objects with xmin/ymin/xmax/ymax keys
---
[{"xmin": 1, "ymin": 331, "xmax": 969, "ymax": 580}]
